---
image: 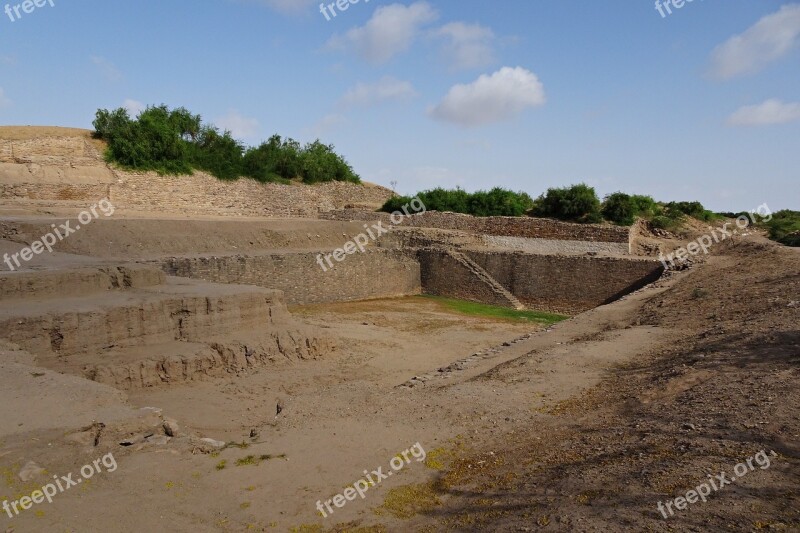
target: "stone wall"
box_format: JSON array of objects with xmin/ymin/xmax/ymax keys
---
[
  {"xmin": 467, "ymin": 251, "xmax": 663, "ymax": 314},
  {"xmin": 417, "ymin": 249, "xmax": 662, "ymax": 314},
  {"xmin": 0, "ymin": 133, "xmax": 395, "ymax": 217},
  {"xmin": 481, "ymin": 235, "xmax": 630, "ymax": 256},
  {"xmin": 159, "ymin": 250, "xmax": 421, "ymax": 305},
  {"xmin": 320, "ymin": 209, "xmax": 632, "ymax": 247},
  {"xmin": 110, "ymin": 172, "xmax": 393, "ymax": 218},
  {"xmin": 416, "ymin": 250, "xmax": 517, "ymax": 308}
]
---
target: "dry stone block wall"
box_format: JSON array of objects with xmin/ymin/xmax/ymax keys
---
[
  {"xmin": 417, "ymin": 249, "xmax": 662, "ymax": 314},
  {"xmin": 160, "ymin": 250, "xmax": 421, "ymax": 305},
  {"xmin": 111, "ymin": 172, "xmax": 394, "ymax": 218},
  {"xmin": 320, "ymin": 209, "xmax": 633, "ymax": 248},
  {"xmin": 0, "ymin": 133, "xmax": 394, "ymax": 216},
  {"xmin": 416, "ymin": 250, "xmax": 518, "ymax": 309},
  {"xmin": 466, "ymin": 251, "xmax": 663, "ymax": 314}
]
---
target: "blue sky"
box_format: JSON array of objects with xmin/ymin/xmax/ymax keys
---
[{"xmin": 1, "ymin": 0, "xmax": 798, "ymax": 211}]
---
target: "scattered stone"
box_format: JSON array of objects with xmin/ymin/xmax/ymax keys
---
[
  {"xmin": 199, "ymin": 438, "xmax": 226, "ymax": 449},
  {"xmin": 682, "ymin": 423, "xmax": 696, "ymax": 431},
  {"xmin": 163, "ymin": 418, "xmax": 180, "ymax": 438},
  {"xmin": 250, "ymin": 428, "xmax": 259, "ymax": 439},
  {"xmin": 144, "ymin": 435, "xmax": 170, "ymax": 446},
  {"xmin": 276, "ymin": 398, "xmax": 285, "ymax": 417},
  {"xmin": 18, "ymin": 461, "xmax": 45, "ymax": 482}
]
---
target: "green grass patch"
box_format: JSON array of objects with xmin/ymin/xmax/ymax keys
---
[{"xmin": 420, "ymin": 296, "xmax": 568, "ymax": 324}]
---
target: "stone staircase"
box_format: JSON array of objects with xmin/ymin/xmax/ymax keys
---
[{"xmin": 446, "ymin": 250, "xmax": 526, "ymax": 310}]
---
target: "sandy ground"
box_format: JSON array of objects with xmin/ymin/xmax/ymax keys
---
[{"xmin": 0, "ymin": 213, "xmax": 797, "ymax": 533}]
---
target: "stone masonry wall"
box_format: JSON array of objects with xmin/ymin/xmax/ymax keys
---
[
  {"xmin": 110, "ymin": 172, "xmax": 394, "ymax": 218},
  {"xmin": 0, "ymin": 134, "xmax": 395, "ymax": 216},
  {"xmin": 416, "ymin": 249, "xmax": 514, "ymax": 308},
  {"xmin": 159, "ymin": 249, "xmax": 421, "ymax": 305},
  {"xmin": 320, "ymin": 209, "xmax": 632, "ymax": 247},
  {"xmin": 466, "ymin": 251, "xmax": 664, "ymax": 314}
]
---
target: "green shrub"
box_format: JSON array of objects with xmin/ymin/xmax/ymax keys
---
[
  {"xmin": 299, "ymin": 140, "xmax": 360, "ymax": 184},
  {"xmin": 650, "ymin": 215, "xmax": 682, "ymax": 232},
  {"xmin": 187, "ymin": 126, "xmax": 244, "ymax": 181},
  {"xmin": 630, "ymin": 195, "xmax": 659, "ymax": 218},
  {"xmin": 530, "ymin": 183, "xmax": 601, "ymax": 223},
  {"xmin": 242, "ymin": 135, "xmax": 301, "ymax": 183},
  {"xmin": 762, "ymin": 210, "xmax": 800, "ymax": 247},
  {"xmin": 379, "ymin": 187, "xmax": 533, "ymax": 217},
  {"xmin": 602, "ymin": 192, "xmax": 636, "ymax": 226},
  {"xmin": 92, "ymin": 104, "xmax": 360, "ymax": 184}
]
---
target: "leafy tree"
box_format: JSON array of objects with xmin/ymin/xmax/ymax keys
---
[
  {"xmin": 630, "ymin": 194, "xmax": 658, "ymax": 218},
  {"xmin": 92, "ymin": 104, "xmax": 362, "ymax": 184},
  {"xmin": 299, "ymin": 140, "xmax": 360, "ymax": 184},
  {"xmin": 530, "ymin": 183, "xmax": 601, "ymax": 223},
  {"xmin": 379, "ymin": 187, "xmax": 533, "ymax": 217},
  {"xmin": 187, "ymin": 126, "xmax": 244, "ymax": 181},
  {"xmin": 602, "ymin": 192, "xmax": 636, "ymax": 226}
]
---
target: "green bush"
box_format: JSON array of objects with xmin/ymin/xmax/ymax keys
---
[
  {"xmin": 630, "ymin": 195, "xmax": 659, "ymax": 218},
  {"xmin": 762, "ymin": 210, "xmax": 800, "ymax": 247},
  {"xmin": 601, "ymin": 192, "xmax": 636, "ymax": 226},
  {"xmin": 530, "ymin": 183, "xmax": 601, "ymax": 223},
  {"xmin": 92, "ymin": 104, "xmax": 361, "ymax": 184},
  {"xmin": 379, "ymin": 187, "xmax": 533, "ymax": 217},
  {"xmin": 242, "ymin": 135, "xmax": 301, "ymax": 183},
  {"xmin": 662, "ymin": 201, "xmax": 719, "ymax": 222},
  {"xmin": 299, "ymin": 140, "xmax": 360, "ymax": 184}
]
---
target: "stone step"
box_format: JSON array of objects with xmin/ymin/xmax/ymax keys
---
[
  {"xmin": 0, "ymin": 277, "xmax": 293, "ymax": 358},
  {"xmin": 447, "ymin": 250, "xmax": 526, "ymax": 310},
  {"xmin": 0, "ymin": 276, "xmax": 332, "ymax": 388},
  {"xmin": 0, "ymin": 264, "xmax": 165, "ymax": 300}
]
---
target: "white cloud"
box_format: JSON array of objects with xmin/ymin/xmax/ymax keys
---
[
  {"xmin": 709, "ymin": 4, "xmax": 800, "ymax": 80},
  {"xmin": 432, "ymin": 22, "xmax": 495, "ymax": 71},
  {"xmin": 339, "ymin": 76, "xmax": 417, "ymax": 108},
  {"xmin": 123, "ymin": 99, "xmax": 146, "ymax": 117},
  {"xmin": 309, "ymin": 113, "xmax": 346, "ymax": 137},
  {"xmin": 91, "ymin": 56, "xmax": 122, "ymax": 82},
  {"xmin": 429, "ymin": 66, "xmax": 546, "ymax": 127},
  {"xmin": 215, "ymin": 110, "xmax": 260, "ymax": 139},
  {"xmin": 727, "ymin": 98, "xmax": 800, "ymax": 126},
  {"xmin": 0, "ymin": 88, "xmax": 11, "ymax": 108},
  {"xmin": 326, "ymin": 1, "xmax": 438, "ymax": 64}
]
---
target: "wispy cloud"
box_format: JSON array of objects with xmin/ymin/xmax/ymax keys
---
[
  {"xmin": 429, "ymin": 66, "xmax": 546, "ymax": 127},
  {"xmin": 326, "ymin": 1, "xmax": 438, "ymax": 64},
  {"xmin": 123, "ymin": 99, "xmax": 146, "ymax": 117},
  {"xmin": 91, "ymin": 56, "xmax": 123, "ymax": 82},
  {"xmin": 709, "ymin": 3, "xmax": 800, "ymax": 80},
  {"xmin": 339, "ymin": 77, "xmax": 417, "ymax": 109},
  {"xmin": 432, "ymin": 22, "xmax": 495, "ymax": 71},
  {"xmin": 215, "ymin": 109, "xmax": 260, "ymax": 139},
  {"xmin": 727, "ymin": 98, "xmax": 800, "ymax": 126}
]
